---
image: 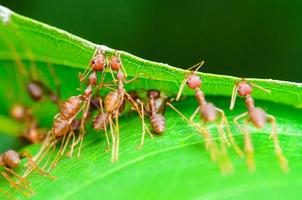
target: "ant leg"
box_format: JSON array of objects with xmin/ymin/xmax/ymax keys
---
[
  {"xmin": 4, "ymin": 167, "xmax": 31, "ymax": 187},
  {"xmin": 67, "ymin": 125, "xmax": 77, "ymax": 157},
  {"xmin": 167, "ymin": 102, "xmax": 219, "ymax": 159},
  {"xmin": 21, "ymin": 153, "xmax": 56, "ymax": 180},
  {"xmin": 266, "ymin": 114, "xmax": 289, "ymax": 173},
  {"xmin": 176, "ymin": 79, "xmax": 187, "ymax": 101},
  {"xmin": 48, "ymin": 130, "xmax": 69, "ymax": 171},
  {"xmin": 216, "ymin": 108, "xmax": 244, "ymax": 158},
  {"xmin": 109, "ymin": 67, "xmax": 117, "ymax": 83},
  {"xmin": 77, "ymin": 98, "xmax": 92, "ymax": 158},
  {"xmin": 1, "ymin": 172, "xmax": 32, "ymax": 197},
  {"xmin": 0, "ymin": 187, "xmax": 17, "ymax": 200},
  {"xmin": 189, "ymin": 106, "xmax": 200, "ymax": 121},
  {"xmin": 235, "ymin": 116, "xmax": 254, "ymax": 171},
  {"xmin": 124, "ymin": 92, "xmax": 153, "ymax": 138},
  {"xmin": 167, "ymin": 103, "xmax": 205, "ymax": 134},
  {"xmin": 233, "ymin": 112, "xmax": 248, "ymax": 132},
  {"xmin": 230, "ymin": 83, "xmax": 239, "ymax": 110},
  {"xmin": 23, "ymin": 132, "xmax": 53, "ymax": 179},
  {"xmin": 109, "ymin": 115, "xmax": 116, "ymax": 163},
  {"xmin": 233, "ymin": 113, "xmax": 255, "ymax": 171},
  {"xmin": 243, "ymin": 120, "xmax": 255, "ymax": 172},
  {"xmin": 203, "ymin": 125, "xmax": 218, "ymax": 162},
  {"xmin": 98, "ymin": 98, "xmax": 110, "ymax": 152},
  {"xmin": 103, "ymin": 120, "xmax": 110, "ymax": 152},
  {"xmin": 123, "ymin": 74, "xmax": 142, "ymax": 84},
  {"xmin": 215, "ymin": 124, "xmax": 234, "ymax": 174},
  {"xmin": 137, "ymin": 102, "xmax": 146, "ymax": 150},
  {"xmin": 113, "ymin": 108, "xmax": 120, "ymax": 162}
]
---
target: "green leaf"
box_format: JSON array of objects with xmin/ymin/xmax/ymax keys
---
[{"xmin": 0, "ymin": 5, "xmax": 302, "ymax": 200}]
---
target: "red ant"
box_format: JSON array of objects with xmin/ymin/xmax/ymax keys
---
[
  {"xmin": 99, "ymin": 52, "xmax": 151, "ymax": 162},
  {"xmin": 133, "ymin": 90, "xmax": 167, "ymax": 149},
  {"xmin": 0, "ymin": 149, "xmax": 53, "ymax": 198},
  {"xmin": 31, "ymin": 48, "xmax": 105, "ymax": 172},
  {"xmin": 146, "ymin": 90, "xmax": 167, "ymax": 135},
  {"xmin": 168, "ymin": 61, "xmax": 243, "ymax": 174},
  {"xmin": 3, "ymin": 27, "xmax": 61, "ymax": 106},
  {"xmin": 230, "ymin": 79, "xmax": 288, "ymax": 172},
  {"xmin": 10, "ymin": 104, "xmax": 46, "ymax": 144}
]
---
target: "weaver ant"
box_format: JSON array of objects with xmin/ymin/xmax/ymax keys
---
[
  {"xmin": 168, "ymin": 61, "xmax": 243, "ymax": 174},
  {"xmin": 31, "ymin": 48, "xmax": 109, "ymax": 172},
  {"xmin": 146, "ymin": 90, "xmax": 167, "ymax": 135},
  {"xmin": 230, "ymin": 79, "xmax": 288, "ymax": 172},
  {"xmin": 0, "ymin": 149, "xmax": 52, "ymax": 198},
  {"xmin": 98, "ymin": 52, "xmax": 151, "ymax": 162},
  {"xmin": 10, "ymin": 104, "xmax": 46, "ymax": 144},
  {"xmin": 3, "ymin": 25, "xmax": 61, "ymax": 106}
]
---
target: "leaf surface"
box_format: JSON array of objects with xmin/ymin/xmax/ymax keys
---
[{"xmin": 0, "ymin": 5, "xmax": 302, "ymax": 200}]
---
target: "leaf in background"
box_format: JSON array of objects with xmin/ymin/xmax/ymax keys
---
[{"xmin": 0, "ymin": 5, "xmax": 302, "ymax": 200}]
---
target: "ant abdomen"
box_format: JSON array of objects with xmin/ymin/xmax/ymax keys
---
[
  {"xmin": 53, "ymin": 116, "xmax": 70, "ymax": 138},
  {"xmin": 60, "ymin": 96, "xmax": 83, "ymax": 120},
  {"xmin": 249, "ymin": 107, "xmax": 266, "ymax": 128},
  {"xmin": 104, "ymin": 92, "xmax": 120, "ymax": 113},
  {"xmin": 93, "ymin": 112, "xmax": 109, "ymax": 131},
  {"xmin": 2, "ymin": 150, "xmax": 21, "ymax": 168},
  {"xmin": 200, "ymin": 103, "xmax": 217, "ymax": 122},
  {"xmin": 151, "ymin": 113, "xmax": 166, "ymax": 134}
]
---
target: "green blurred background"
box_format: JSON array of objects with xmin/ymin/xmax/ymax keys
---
[{"xmin": 1, "ymin": 0, "xmax": 302, "ymax": 82}]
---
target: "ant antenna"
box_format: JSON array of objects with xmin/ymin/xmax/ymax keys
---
[
  {"xmin": 116, "ymin": 51, "xmax": 128, "ymax": 78},
  {"xmin": 251, "ymin": 83, "xmax": 271, "ymax": 94},
  {"xmin": 80, "ymin": 47, "xmax": 99, "ymax": 81},
  {"xmin": 186, "ymin": 60, "xmax": 205, "ymax": 72}
]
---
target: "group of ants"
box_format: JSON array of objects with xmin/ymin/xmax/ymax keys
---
[{"xmin": 0, "ymin": 47, "xmax": 288, "ymax": 199}]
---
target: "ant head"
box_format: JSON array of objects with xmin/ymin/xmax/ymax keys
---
[
  {"xmin": 90, "ymin": 53, "xmax": 105, "ymax": 71},
  {"xmin": 186, "ymin": 74, "xmax": 202, "ymax": 89},
  {"xmin": 109, "ymin": 55, "xmax": 121, "ymax": 71},
  {"xmin": 237, "ymin": 81, "xmax": 252, "ymax": 97},
  {"xmin": 10, "ymin": 104, "xmax": 28, "ymax": 121},
  {"xmin": 3, "ymin": 150, "xmax": 21, "ymax": 168},
  {"xmin": 147, "ymin": 90, "xmax": 160, "ymax": 99}
]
